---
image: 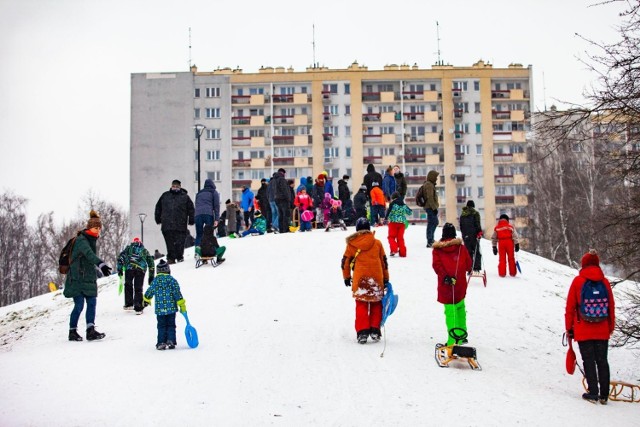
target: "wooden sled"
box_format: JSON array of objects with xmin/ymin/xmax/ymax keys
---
[
  {"xmin": 289, "ymin": 207, "xmax": 300, "ymax": 232},
  {"xmin": 434, "ymin": 328, "xmax": 481, "ymax": 370},
  {"xmin": 467, "ymin": 270, "xmax": 487, "ymax": 287},
  {"xmin": 195, "ymin": 256, "xmax": 224, "ymax": 269},
  {"xmin": 582, "ymin": 378, "xmax": 640, "ymax": 402}
]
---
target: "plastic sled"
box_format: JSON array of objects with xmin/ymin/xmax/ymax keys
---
[
  {"xmin": 434, "ymin": 328, "xmax": 481, "ymax": 371},
  {"xmin": 381, "ymin": 282, "xmax": 399, "ymax": 327},
  {"xmin": 181, "ymin": 311, "xmax": 199, "ymax": 349}
]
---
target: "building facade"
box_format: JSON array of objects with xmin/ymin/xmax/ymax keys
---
[{"xmin": 130, "ymin": 61, "xmax": 533, "ymax": 254}]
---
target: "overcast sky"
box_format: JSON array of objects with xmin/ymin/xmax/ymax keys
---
[{"xmin": 0, "ymin": 0, "xmax": 625, "ymax": 224}]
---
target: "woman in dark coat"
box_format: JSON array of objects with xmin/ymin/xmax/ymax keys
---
[{"xmin": 64, "ymin": 210, "xmax": 112, "ymax": 341}]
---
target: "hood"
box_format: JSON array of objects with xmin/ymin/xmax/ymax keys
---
[
  {"xmin": 432, "ymin": 238, "xmax": 463, "ymax": 251},
  {"xmin": 579, "ymin": 265, "xmax": 606, "ymax": 282},
  {"xmin": 300, "ymin": 177, "xmax": 307, "ymax": 186},
  {"xmin": 460, "ymin": 206, "xmax": 475, "ymax": 216},
  {"xmin": 427, "ymin": 170, "xmax": 439, "ymax": 183},
  {"xmin": 204, "ymin": 179, "xmax": 216, "ymax": 190},
  {"xmin": 345, "ymin": 230, "xmax": 377, "ymax": 251},
  {"xmin": 394, "ymin": 171, "xmax": 404, "ymax": 178},
  {"xmin": 367, "ymin": 164, "xmax": 375, "ymax": 173},
  {"xmin": 171, "ymin": 188, "xmax": 188, "ymax": 195}
]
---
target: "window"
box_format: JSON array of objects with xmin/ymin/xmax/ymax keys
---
[
  {"xmin": 324, "ymin": 147, "xmax": 340, "ymax": 159},
  {"xmin": 250, "ymin": 150, "xmax": 265, "ymax": 159},
  {"xmin": 206, "ymin": 108, "xmax": 221, "ymax": 118},
  {"xmin": 475, "ymin": 123, "xmax": 482, "ymax": 134},
  {"xmin": 206, "ymin": 150, "xmax": 221, "ymax": 160},
  {"xmin": 206, "ymin": 87, "xmax": 220, "ymax": 97},
  {"xmin": 476, "ymin": 144, "xmax": 482, "ymax": 155},
  {"xmin": 474, "ymin": 81, "xmax": 480, "ymax": 91},
  {"xmin": 345, "ymin": 105, "xmax": 351, "ymax": 115},
  {"xmin": 194, "ymin": 108, "xmax": 201, "ymax": 119},
  {"xmin": 346, "ymin": 147, "xmax": 351, "ymax": 157},
  {"xmin": 322, "ymin": 84, "xmax": 338, "ymax": 94},
  {"xmin": 476, "ymin": 166, "xmax": 484, "ymax": 177},
  {"xmin": 345, "ymin": 126, "xmax": 351, "ymax": 137},
  {"xmin": 381, "ymin": 126, "xmax": 395, "ymax": 134},
  {"xmin": 194, "ymin": 88, "xmax": 201, "ymax": 98},
  {"xmin": 280, "ymin": 86, "xmax": 295, "ymax": 95},
  {"xmin": 330, "ymin": 105, "xmax": 339, "ymax": 115},
  {"xmin": 206, "ymin": 129, "xmax": 221, "ymax": 139},
  {"xmin": 249, "ymin": 87, "xmax": 264, "ymax": 95},
  {"xmin": 344, "ymin": 83, "xmax": 350, "ymax": 94},
  {"xmin": 207, "ymin": 171, "xmax": 221, "ymax": 181},
  {"xmin": 478, "ymin": 187, "xmax": 484, "ymax": 198},
  {"xmin": 430, "ymin": 83, "xmax": 437, "ymax": 91},
  {"xmin": 453, "ymin": 81, "xmax": 468, "ymax": 91},
  {"xmin": 474, "ymin": 102, "xmax": 481, "ymax": 113}
]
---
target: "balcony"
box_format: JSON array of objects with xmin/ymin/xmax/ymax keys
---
[
  {"xmin": 495, "ymin": 195, "xmax": 515, "ymax": 205},
  {"xmin": 232, "ymin": 179, "xmax": 252, "ymax": 188},
  {"xmin": 273, "ymin": 157, "xmax": 294, "ymax": 166},
  {"xmin": 455, "ymin": 152, "xmax": 465, "ymax": 162},
  {"xmin": 494, "ymin": 153, "xmax": 514, "ymax": 162},
  {"xmin": 491, "ymin": 90, "xmax": 510, "ymax": 99},
  {"xmin": 406, "ymin": 175, "xmax": 426, "ymax": 184},
  {"xmin": 362, "ymin": 92, "xmax": 381, "ymax": 102},
  {"xmin": 363, "ymin": 134, "xmax": 382, "ymax": 143},
  {"xmin": 402, "ymin": 91, "xmax": 424, "ymax": 101},
  {"xmin": 450, "ymin": 174, "xmax": 466, "ymax": 183},
  {"xmin": 452, "ymin": 89, "xmax": 462, "ymax": 98},
  {"xmin": 232, "ymin": 159, "xmax": 251, "ymax": 167},
  {"xmin": 404, "ymin": 154, "xmax": 426, "ymax": 163},
  {"xmin": 231, "ymin": 95, "xmax": 251, "ymax": 104},
  {"xmin": 492, "ymin": 110, "xmax": 511, "ymax": 120},
  {"xmin": 457, "ymin": 196, "xmax": 467, "ymax": 204},
  {"xmin": 273, "ymin": 135, "xmax": 294, "ymax": 145},
  {"xmin": 495, "ymin": 175, "xmax": 514, "ymax": 184},
  {"xmin": 322, "ymin": 91, "xmax": 332, "ymax": 103},
  {"xmin": 363, "ymin": 156, "xmax": 382, "ymax": 164},
  {"xmin": 232, "ymin": 116, "xmax": 251, "ymax": 125},
  {"xmin": 323, "ymin": 134, "xmax": 333, "ymax": 144},
  {"xmin": 273, "ymin": 115, "xmax": 294, "ymax": 124},
  {"xmin": 363, "ymin": 113, "xmax": 381, "ymax": 122},
  {"xmin": 404, "ymin": 112, "xmax": 425, "ymax": 122},
  {"xmin": 323, "ymin": 113, "xmax": 333, "ymax": 123},
  {"xmin": 454, "ymin": 109, "xmax": 464, "ymax": 120},
  {"xmin": 272, "ymin": 94, "xmax": 293, "ymax": 103},
  {"xmin": 231, "ymin": 136, "xmax": 251, "ymax": 146},
  {"xmin": 454, "ymin": 131, "xmax": 464, "ymax": 141}
]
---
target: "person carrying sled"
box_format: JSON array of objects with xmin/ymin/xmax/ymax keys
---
[
  {"xmin": 565, "ymin": 249, "xmax": 615, "ymax": 404},
  {"xmin": 432, "ymin": 223, "xmax": 472, "ymax": 345},
  {"xmin": 341, "ymin": 218, "xmax": 389, "ymax": 344},
  {"xmin": 143, "ymin": 259, "xmax": 187, "ymax": 350},
  {"xmin": 64, "ymin": 210, "xmax": 112, "ymax": 341},
  {"xmin": 459, "ymin": 200, "xmax": 483, "ymax": 272},
  {"xmin": 116, "ymin": 237, "xmax": 155, "ymax": 313},
  {"xmin": 385, "ymin": 191, "xmax": 412, "ymax": 257},
  {"xmin": 490, "ymin": 214, "xmax": 520, "ymax": 277}
]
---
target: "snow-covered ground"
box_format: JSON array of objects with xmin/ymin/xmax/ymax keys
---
[{"xmin": 0, "ymin": 225, "xmax": 638, "ymax": 426}]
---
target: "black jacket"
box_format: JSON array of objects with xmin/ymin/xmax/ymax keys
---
[
  {"xmin": 338, "ymin": 179, "xmax": 351, "ymax": 204},
  {"xmin": 155, "ymin": 188, "xmax": 195, "ymax": 232},
  {"xmin": 363, "ymin": 164, "xmax": 383, "ymax": 197}
]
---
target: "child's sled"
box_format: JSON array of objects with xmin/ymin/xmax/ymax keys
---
[
  {"xmin": 289, "ymin": 207, "xmax": 300, "ymax": 232},
  {"xmin": 434, "ymin": 328, "xmax": 481, "ymax": 370},
  {"xmin": 467, "ymin": 270, "xmax": 487, "ymax": 287},
  {"xmin": 581, "ymin": 378, "xmax": 640, "ymax": 403},
  {"xmin": 195, "ymin": 256, "xmax": 224, "ymax": 269}
]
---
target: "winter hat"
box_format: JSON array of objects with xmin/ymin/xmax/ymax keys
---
[
  {"xmin": 225, "ymin": 199, "xmax": 231, "ymax": 204},
  {"xmin": 278, "ymin": 168, "xmax": 286, "ymax": 175},
  {"xmin": 441, "ymin": 223, "xmax": 457, "ymax": 239},
  {"xmin": 343, "ymin": 174, "xmax": 349, "ymax": 180},
  {"xmin": 86, "ymin": 210, "xmax": 102, "ymax": 229},
  {"xmin": 156, "ymin": 259, "xmax": 171, "ymax": 274},
  {"xmin": 499, "ymin": 214, "xmax": 510, "ymax": 221},
  {"xmin": 581, "ymin": 249, "xmax": 600, "ymax": 268},
  {"xmin": 260, "ymin": 178, "xmax": 267, "ymax": 183},
  {"xmin": 133, "ymin": 237, "xmax": 141, "ymax": 243},
  {"xmin": 355, "ymin": 217, "xmax": 371, "ymax": 231},
  {"xmin": 367, "ymin": 164, "xmax": 375, "ymax": 173},
  {"xmin": 466, "ymin": 200, "xmax": 475, "ymax": 208},
  {"xmin": 331, "ymin": 199, "xmax": 342, "ymax": 208},
  {"xmin": 317, "ymin": 173, "xmax": 326, "ymax": 182}
]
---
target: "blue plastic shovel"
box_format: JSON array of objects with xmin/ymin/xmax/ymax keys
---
[{"xmin": 181, "ymin": 312, "xmax": 199, "ymax": 348}]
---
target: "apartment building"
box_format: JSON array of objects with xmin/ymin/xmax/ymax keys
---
[{"xmin": 130, "ymin": 61, "xmax": 532, "ymax": 254}]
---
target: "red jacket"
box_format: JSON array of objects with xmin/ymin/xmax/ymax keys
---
[
  {"xmin": 432, "ymin": 238, "xmax": 472, "ymax": 305},
  {"xmin": 294, "ymin": 192, "xmax": 313, "ymax": 211},
  {"xmin": 564, "ymin": 265, "xmax": 615, "ymax": 341}
]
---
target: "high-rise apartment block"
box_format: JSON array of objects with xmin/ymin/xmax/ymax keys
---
[{"xmin": 131, "ymin": 60, "xmax": 532, "ymax": 253}]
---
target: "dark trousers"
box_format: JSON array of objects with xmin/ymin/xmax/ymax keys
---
[
  {"xmin": 124, "ymin": 269, "xmax": 145, "ymax": 311},
  {"xmin": 578, "ymin": 340, "xmax": 610, "ymax": 398},
  {"xmin": 276, "ymin": 200, "xmax": 291, "ymax": 233},
  {"xmin": 194, "ymin": 214, "xmax": 214, "ymax": 246},
  {"xmin": 426, "ymin": 208, "xmax": 439, "ymax": 245},
  {"xmin": 463, "ymin": 236, "xmax": 482, "ymax": 271},
  {"xmin": 162, "ymin": 229, "xmax": 187, "ymax": 262},
  {"xmin": 156, "ymin": 312, "xmax": 177, "ymax": 345},
  {"xmin": 243, "ymin": 210, "xmax": 254, "ymax": 228},
  {"xmin": 70, "ymin": 295, "xmax": 97, "ymax": 329}
]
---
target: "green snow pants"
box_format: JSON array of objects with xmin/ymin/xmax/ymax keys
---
[{"xmin": 444, "ymin": 299, "xmax": 467, "ymax": 345}]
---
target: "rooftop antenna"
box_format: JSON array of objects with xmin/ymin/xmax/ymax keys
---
[
  {"xmin": 436, "ymin": 21, "xmax": 442, "ymax": 65},
  {"xmin": 188, "ymin": 27, "xmax": 192, "ymax": 69},
  {"xmin": 542, "ymin": 71, "xmax": 548, "ymax": 112},
  {"xmin": 312, "ymin": 24, "xmax": 317, "ymax": 68}
]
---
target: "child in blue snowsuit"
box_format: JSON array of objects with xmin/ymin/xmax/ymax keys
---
[{"xmin": 143, "ymin": 259, "xmax": 187, "ymax": 350}]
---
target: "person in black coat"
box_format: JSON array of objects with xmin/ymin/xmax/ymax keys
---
[
  {"xmin": 154, "ymin": 179, "xmax": 195, "ymax": 264},
  {"xmin": 256, "ymin": 178, "xmax": 271, "ymax": 229},
  {"xmin": 353, "ymin": 184, "xmax": 368, "ymax": 221},
  {"xmin": 338, "ymin": 175, "xmax": 351, "ymax": 205},
  {"xmin": 274, "ymin": 168, "xmax": 292, "ymax": 233},
  {"xmin": 363, "ymin": 164, "xmax": 383, "ymax": 200}
]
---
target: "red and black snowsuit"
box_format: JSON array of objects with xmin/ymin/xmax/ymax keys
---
[{"xmin": 490, "ymin": 218, "xmax": 519, "ymax": 277}]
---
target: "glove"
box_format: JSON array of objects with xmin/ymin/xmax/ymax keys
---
[
  {"xmin": 443, "ymin": 275, "xmax": 457, "ymax": 286},
  {"xmin": 492, "ymin": 247, "xmax": 498, "ymax": 255},
  {"xmin": 98, "ymin": 263, "xmax": 112, "ymax": 276},
  {"xmin": 344, "ymin": 278, "xmax": 351, "ymax": 287},
  {"xmin": 148, "ymin": 275, "xmax": 154, "ymax": 285},
  {"xmin": 143, "ymin": 297, "xmax": 151, "ymax": 308},
  {"xmin": 567, "ymin": 329, "xmax": 574, "ymax": 339},
  {"xmin": 118, "ymin": 270, "xmax": 123, "ymax": 277},
  {"xmin": 515, "ymin": 243, "xmax": 520, "ymax": 252},
  {"xmin": 177, "ymin": 299, "xmax": 187, "ymax": 313}
]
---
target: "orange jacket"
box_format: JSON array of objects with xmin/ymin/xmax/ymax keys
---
[
  {"xmin": 370, "ymin": 186, "xmax": 386, "ymax": 206},
  {"xmin": 341, "ymin": 230, "xmax": 389, "ymax": 302}
]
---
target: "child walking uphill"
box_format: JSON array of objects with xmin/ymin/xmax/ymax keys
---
[
  {"xmin": 341, "ymin": 218, "xmax": 389, "ymax": 344},
  {"xmin": 117, "ymin": 237, "xmax": 155, "ymax": 313},
  {"xmin": 565, "ymin": 249, "xmax": 615, "ymax": 404},
  {"xmin": 385, "ymin": 191, "xmax": 412, "ymax": 257},
  {"xmin": 491, "ymin": 214, "xmax": 520, "ymax": 277},
  {"xmin": 432, "ymin": 223, "xmax": 472, "ymax": 345},
  {"xmin": 143, "ymin": 260, "xmax": 187, "ymax": 350}
]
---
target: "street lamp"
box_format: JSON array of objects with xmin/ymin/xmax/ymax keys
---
[
  {"xmin": 194, "ymin": 124, "xmax": 206, "ymax": 191},
  {"xmin": 138, "ymin": 213, "xmax": 147, "ymax": 244}
]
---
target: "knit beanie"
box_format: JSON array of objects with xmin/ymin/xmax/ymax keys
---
[
  {"xmin": 441, "ymin": 223, "xmax": 456, "ymax": 239},
  {"xmin": 466, "ymin": 200, "xmax": 475, "ymax": 208},
  {"xmin": 355, "ymin": 217, "xmax": 371, "ymax": 231},
  {"xmin": 157, "ymin": 259, "xmax": 171, "ymax": 274},
  {"xmin": 581, "ymin": 249, "xmax": 600, "ymax": 268},
  {"xmin": 86, "ymin": 210, "xmax": 102, "ymax": 229},
  {"xmin": 499, "ymin": 214, "xmax": 510, "ymax": 221}
]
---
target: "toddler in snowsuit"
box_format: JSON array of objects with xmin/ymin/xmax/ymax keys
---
[
  {"xmin": 432, "ymin": 223, "xmax": 472, "ymax": 345},
  {"xmin": 117, "ymin": 237, "xmax": 155, "ymax": 313},
  {"xmin": 241, "ymin": 210, "xmax": 268, "ymax": 237},
  {"xmin": 384, "ymin": 192, "xmax": 412, "ymax": 257},
  {"xmin": 369, "ymin": 182, "xmax": 386, "ymax": 225},
  {"xmin": 143, "ymin": 259, "xmax": 187, "ymax": 350},
  {"xmin": 491, "ymin": 214, "xmax": 520, "ymax": 277},
  {"xmin": 341, "ymin": 218, "xmax": 389, "ymax": 344},
  {"xmin": 199, "ymin": 223, "xmax": 226, "ymax": 263},
  {"xmin": 325, "ymin": 199, "xmax": 347, "ymax": 231}
]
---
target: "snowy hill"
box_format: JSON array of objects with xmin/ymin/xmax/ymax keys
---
[{"xmin": 0, "ymin": 225, "xmax": 638, "ymax": 426}]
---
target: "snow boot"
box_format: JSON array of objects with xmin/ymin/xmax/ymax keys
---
[
  {"xmin": 166, "ymin": 340, "xmax": 176, "ymax": 350},
  {"xmin": 68, "ymin": 328, "xmax": 83, "ymax": 342},
  {"xmin": 369, "ymin": 328, "xmax": 381, "ymax": 342},
  {"xmin": 582, "ymin": 393, "xmax": 598, "ymax": 404},
  {"xmin": 357, "ymin": 330, "xmax": 369, "ymax": 344},
  {"xmin": 86, "ymin": 326, "xmax": 106, "ymax": 341},
  {"xmin": 156, "ymin": 342, "xmax": 167, "ymax": 350}
]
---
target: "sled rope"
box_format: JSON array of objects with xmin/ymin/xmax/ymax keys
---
[{"xmin": 379, "ymin": 324, "xmax": 387, "ymax": 358}]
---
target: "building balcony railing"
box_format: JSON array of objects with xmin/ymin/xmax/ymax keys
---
[
  {"xmin": 363, "ymin": 156, "xmax": 382, "ymax": 164},
  {"xmin": 495, "ymin": 195, "xmax": 515, "ymax": 204},
  {"xmin": 455, "ymin": 153, "xmax": 465, "ymax": 162},
  {"xmin": 232, "ymin": 116, "xmax": 251, "ymax": 125},
  {"xmin": 363, "ymin": 113, "xmax": 381, "ymax": 122},
  {"xmin": 494, "ymin": 153, "xmax": 514, "ymax": 162},
  {"xmin": 273, "ymin": 135, "xmax": 294, "ymax": 145},
  {"xmin": 231, "ymin": 137, "xmax": 251, "ymax": 146},
  {"xmin": 451, "ymin": 174, "xmax": 466, "ymax": 183},
  {"xmin": 272, "ymin": 94, "xmax": 294, "ymax": 103},
  {"xmin": 323, "ymin": 114, "xmax": 332, "ymax": 123},
  {"xmin": 362, "ymin": 92, "xmax": 381, "ymax": 102},
  {"xmin": 404, "ymin": 112, "xmax": 425, "ymax": 121},
  {"xmin": 454, "ymin": 131, "xmax": 464, "ymax": 140},
  {"xmin": 322, "ymin": 91, "xmax": 332, "ymax": 103},
  {"xmin": 402, "ymin": 91, "xmax": 425, "ymax": 101},
  {"xmin": 454, "ymin": 109, "xmax": 464, "ymax": 119},
  {"xmin": 404, "ymin": 154, "xmax": 426, "ymax": 163},
  {"xmin": 363, "ymin": 134, "xmax": 382, "ymax": 143},
  {"xmin": 406, "ymin": 175, "xmax": 427, "ymax": 184},
  {"xmin": 273, "ymin": 115, "xmax": 294, "ymax": 124},
  {"xmin": 457, "ymin": 196, "xmax": 467, "ymax": 204},
  {"xmin": 492, "ymin": 110, "xmax": 512, "ymax": 120},
  {"xmin": 495, "ymin": 175, "xmax": 514, "ymax": 184},
  {"xmin": 231, "ymin": 95, "xmax": 251, "ymax": 104},
  {"xmin": 232, "ymin": 179, "xmax": 252, "ymax": 188},
  {"xmin": 232, "ymin": 159, "xmax": 251, "ymax": 167},
  {"xmin": 452, "ymin": 89, "xmax": 462, "ymax": 98},
  {"xmin": 323, "ymin": 134, "xmax": 333, "ymax": 143},
  {"xmin": 273, "ymin": 157, "xmax": 294, "ymax": 166}
]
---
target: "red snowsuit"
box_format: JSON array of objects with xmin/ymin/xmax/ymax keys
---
[{"xmin": 491, "ymin": 219, "xmax": 519, "ymax": 277}]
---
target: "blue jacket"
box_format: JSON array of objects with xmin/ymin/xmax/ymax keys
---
[
  {"xmin": 382, "ymin": 171, "xmax": 397, "ymax": 200},
  {"xmin": 195, "ymin": 179, "xmax": 220, "ymax": 220},
  {"xmin": 144, "ymin": 273, "xmax": 184, "ymax": 316},
  {"xmin": 324, "ymin": 178, "xmax": 334, "ymax": 198},
  {"xmin": 240, "ymin": 187, "xmax": 255, "ymax": 211}
]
